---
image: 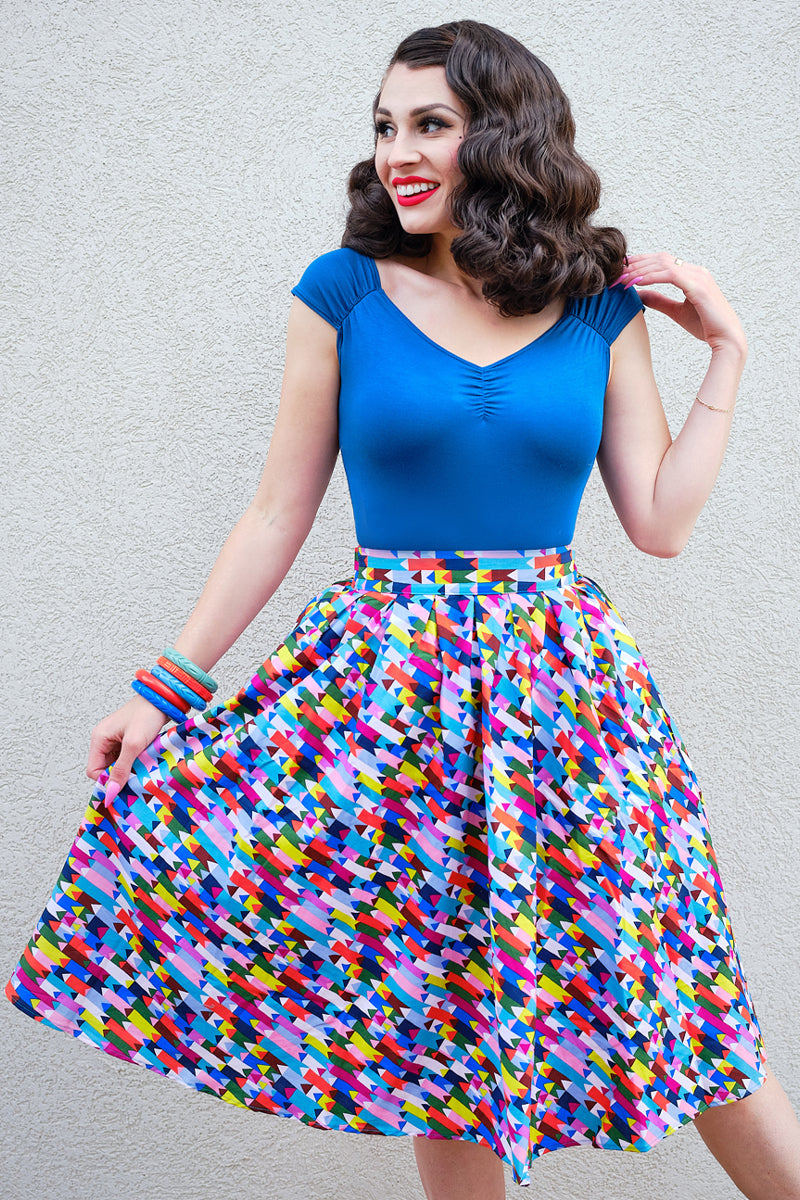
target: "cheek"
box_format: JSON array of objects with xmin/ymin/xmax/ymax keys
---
[
  {"xmin": 441, "ymin": 168, "xmax": 461, "ymax": 193},
  {"xmin": 374, "ymin": 152, "xmax": 391, "ymax": 187}
]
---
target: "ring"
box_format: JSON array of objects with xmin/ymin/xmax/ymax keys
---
[{"xmin": 674, "ymin": 256, "xmax": 684, "ymax": 266}]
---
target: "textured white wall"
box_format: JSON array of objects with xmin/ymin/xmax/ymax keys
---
[{"xmin": 2, "ymin": 0, "xmax": 798, "ymax": 1197}]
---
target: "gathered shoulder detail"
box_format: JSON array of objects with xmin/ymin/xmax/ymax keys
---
[
  {"xmin": 568, "ymin": 283, "xmax": 645, "ymax": 346},
  {"xmin": 290, "ymin": 248, "xmax": 379, "ymax": 332}
]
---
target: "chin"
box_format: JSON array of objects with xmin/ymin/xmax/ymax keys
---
[
  {"xmin": 398, "ymin": 217, "xmax": 437, "ymax": 232},
  {"xmin": 395, "ymin": 211, "xmax": 445, "ymax": 234}
]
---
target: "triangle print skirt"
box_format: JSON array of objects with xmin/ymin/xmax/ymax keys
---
[{"xmin": 6, "ymin": 545, "xmax": 767, "ymax": 1187}]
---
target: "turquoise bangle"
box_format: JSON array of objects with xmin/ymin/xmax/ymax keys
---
[
  {"xmin": 132, "ymin": 679, "xmax": 187, "ymax": 724},
  {"xmin": 162, "ymin": 646, "xmax": 218, "ymax": 693},
  {"xmin": 151, "ymin": 664, "xmax": 208, "ymax": 710}
]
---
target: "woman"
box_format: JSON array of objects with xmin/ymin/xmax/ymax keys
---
[{"xmin": 7, "ymin": 19, "xmax": 800, "ymax": 1200}]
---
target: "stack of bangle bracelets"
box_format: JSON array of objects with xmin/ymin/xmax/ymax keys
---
[{"xmin": 131, "ymin": 645, "xmax": 218, "ymax": 724}]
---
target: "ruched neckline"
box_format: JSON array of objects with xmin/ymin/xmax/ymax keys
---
[{"xmin": 366, "ymin": 256, "xmax": 575, "ymax": 372}]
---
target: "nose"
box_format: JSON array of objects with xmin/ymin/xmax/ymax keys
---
[{"xmin": 386, "ymin": 128, "xmax": 422, "ymax": 169}]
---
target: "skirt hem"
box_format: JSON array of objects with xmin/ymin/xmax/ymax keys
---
[{"xmin": 7, "ymin": 989, "xmax": 770, "ymax": 1188}]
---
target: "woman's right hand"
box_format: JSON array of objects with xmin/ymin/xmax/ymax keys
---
[{"xmin": 86, "ymin": 694, "xmax": 169, "ymax": 802}]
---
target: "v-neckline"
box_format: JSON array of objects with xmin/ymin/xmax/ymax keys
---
[{"xmin": 366, "ymin": 256, "xmax": 573, "ymax": 371}]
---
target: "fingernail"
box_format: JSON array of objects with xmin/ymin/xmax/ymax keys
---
[
  {"xmin": 611, "ymin": 274, "xmax": 626, "ymax": 286},
  {"xmin": 624, "ymin": 276, "xmax": 644, "ymax": 288},
  {"xmin": 105, "ymin": 779, "xmax": 121, "ymax": 804}
]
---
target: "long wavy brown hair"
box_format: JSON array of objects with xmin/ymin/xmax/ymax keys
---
[{"xmin": 341, "ymin": 20, "xmax": 628, "ymax": 317}]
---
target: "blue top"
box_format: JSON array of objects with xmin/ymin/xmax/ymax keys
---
[{"xmin": 291, "ymin": 247, "xmax": 644, "ymax": 550}]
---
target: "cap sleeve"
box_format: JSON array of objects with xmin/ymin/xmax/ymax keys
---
[
  {"xmin": 570, "ymin": 283, "xmax": 645, "ymax": 345},
  {"xmin": 290, "ymin": 247, "xmax": 377, "ymax": 331}
]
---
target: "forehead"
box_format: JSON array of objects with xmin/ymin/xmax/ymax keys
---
[{"xmin": 377, "ymin": 62, "xmax": 463, "ymax": 114}]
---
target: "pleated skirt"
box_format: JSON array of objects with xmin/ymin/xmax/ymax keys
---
[{"xmin": 6, "ymin": 546, "xmax": 767, "ymax": 1187}]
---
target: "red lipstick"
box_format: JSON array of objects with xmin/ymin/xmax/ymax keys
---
[{"xmin": 393, "ymin": 176, "xmax": 441, "ymax": 207}]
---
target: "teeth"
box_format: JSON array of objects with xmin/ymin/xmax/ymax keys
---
[{"xmin": 397, "ymin": 182, "xmax": 438, "ymax": 196}]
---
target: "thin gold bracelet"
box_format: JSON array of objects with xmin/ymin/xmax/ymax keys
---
[{"xmin": 694, "ymin": 392, "xmax": 733, "ymax": 413}]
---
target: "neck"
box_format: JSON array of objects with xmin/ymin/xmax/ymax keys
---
[{"xmin": 423, "ymin": 231, "xmax": 484, "ymax": 299}]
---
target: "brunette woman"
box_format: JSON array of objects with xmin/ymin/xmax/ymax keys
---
[{"xmin": 8, "ymin": 20, "xmax": 800, "ymax": 1200}]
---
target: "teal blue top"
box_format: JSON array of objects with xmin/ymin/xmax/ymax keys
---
[{"xmin": 291, "ymin": 248, "xmax": 644, "ymax": 550}]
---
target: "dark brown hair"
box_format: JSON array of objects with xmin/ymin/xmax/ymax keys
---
[{"xmin": 341, "ymin": 20, "xmax": 628, "ymax": 317}]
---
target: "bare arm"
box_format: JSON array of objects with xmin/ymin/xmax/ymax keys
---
[
  {"xmin": 597, "ymin": 252, "xmax": 748, "ymax": 558},
  {"xmin": 168, "ymin": 297, "xmax": 341, "ymax": 671},
  {"xmin": 87, "ymin": 296, "xmax": 339, "ymax": 791}
]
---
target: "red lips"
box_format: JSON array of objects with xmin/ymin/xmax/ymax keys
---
[{"xmin": 393, "ymin": 176, "xmax": 441, "ymax": 207}]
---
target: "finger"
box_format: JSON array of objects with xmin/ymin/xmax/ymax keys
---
[
  {"xmin": 633, "ymin": 289, "xmax": 686, "ymax": 320},
  {"xmin": 88, "ymin": 721, "xmax": 122, "ymax": 747},
  {"xmin": 86, "ymin": 744, "xmax": 118, "ymax": 782},
  {"xmin": 619, "ymin": 266, "xmax": 697, "ymax": 292},
  {"xmin": 104, "ymin": 741, "xmax": 141, "ymax": 800},
  {"xmin": 616, "ymin": 253, "xmax": 663, "ymax": 275},
  {"xmin": 612, "ymin": 259, "xmax": 665, "ymax": 286},
  {"xmin": 104, "ymin": 778, "xmax": 122, "ymax": 805},
  {"xmin": 623, "ymin": 251, "xmax": 690, "ymax": 269},
  {"xmin": 614, "ymin": 253, "xmax": 694, "ymax": 285}
]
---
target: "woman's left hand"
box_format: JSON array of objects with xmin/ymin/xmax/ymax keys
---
[{"xmin": 614, "ymin": 252, "xmax": 748, "ymax": 357}]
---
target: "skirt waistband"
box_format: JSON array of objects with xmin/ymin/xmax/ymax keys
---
[{"xmin": 353, "ymin": 546, "xmax": 576, "ymax": 594}]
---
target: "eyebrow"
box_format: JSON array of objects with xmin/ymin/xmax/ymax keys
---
[{"xmin": 374, "ymin": 103, "xmax": 461, "ymax": 118}]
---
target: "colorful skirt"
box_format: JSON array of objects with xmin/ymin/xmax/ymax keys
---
[{"xmin": 6, "ymin": 546, "xmax": 767, "ymax": 1187}]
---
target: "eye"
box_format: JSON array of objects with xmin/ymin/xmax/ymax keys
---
[
  {"xmin": 373, "ymin": 115, "xmax": 452, "ymax": 139},
  {"xmin": 420, "ymin": 116, "xmax": 449, "ymax": 133}
]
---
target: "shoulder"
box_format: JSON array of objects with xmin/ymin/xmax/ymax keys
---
[
  {"xmin": 290, "ymin": 247, "xmax": 378, "ymax": 331},
  {"xmin": 569, "ymin": 283, "xmax": 645, "ymax": 346}
]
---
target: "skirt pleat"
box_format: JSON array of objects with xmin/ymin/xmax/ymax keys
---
[{"xmin": 6, "ymin": 546, "xmax": 767, "ymax": 1187}]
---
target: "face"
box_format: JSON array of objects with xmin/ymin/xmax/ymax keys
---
[{"xmin": 374, "ymin": 63, "xmax": 467, "ymax": 238}]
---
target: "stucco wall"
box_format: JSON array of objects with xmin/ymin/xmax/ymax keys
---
[{"xmin": 2, "ymin": 1, "xmax": 798, "ymax": 1198}]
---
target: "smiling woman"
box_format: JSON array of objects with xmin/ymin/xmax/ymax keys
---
[
  {"xmin": 6, "ymin": 16, "xmax": 800, "ymax": 1200},
  {"xmin": 343, "ymin": 25, "xmax": 627, "ymax": 316}
]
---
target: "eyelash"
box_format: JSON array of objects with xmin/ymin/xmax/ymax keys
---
[{"xmin": 374, "ymin": 116, "xmax": 450, "ymax": 138}]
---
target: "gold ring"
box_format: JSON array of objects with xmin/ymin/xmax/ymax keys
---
[{"xmin": 674, "ymin": 256, "xmax": 684, "ymax": 266}]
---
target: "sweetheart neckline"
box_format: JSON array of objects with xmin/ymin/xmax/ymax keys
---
[{"xmin": 366, "ymin": 257, "xmax": 574, "ymax": 372}]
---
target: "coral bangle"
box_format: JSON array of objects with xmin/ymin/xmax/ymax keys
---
[
  {"xmin": 134, "ymin": 668, "xmax": 191, "ymax": 714},
  {"xmin": 156, "ymin": 657, "xmax": 213, "ymax": 703}
]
